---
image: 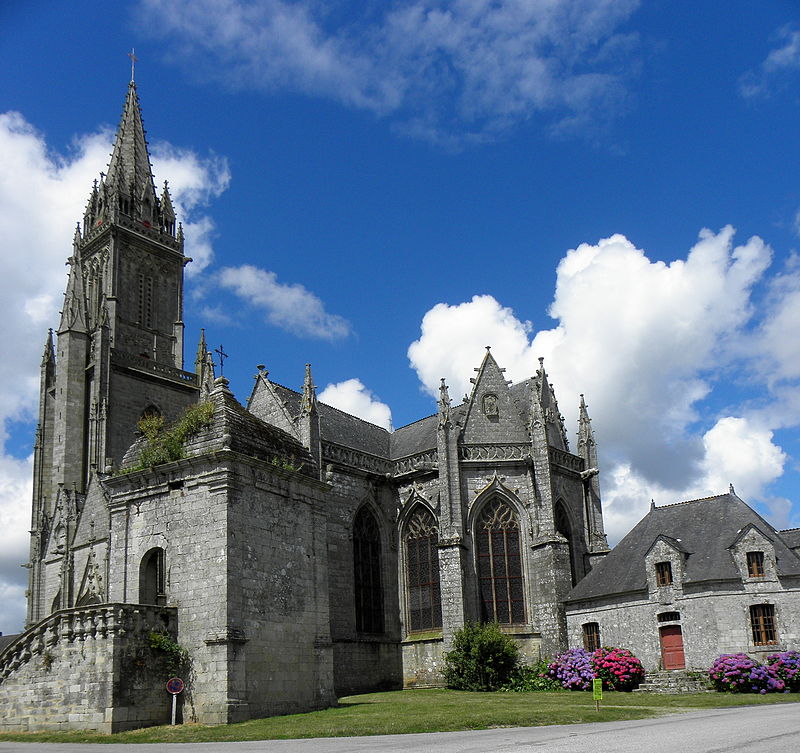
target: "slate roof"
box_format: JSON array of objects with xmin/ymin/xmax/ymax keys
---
[
  {"xmin": 271, "ymin": 382, "xmax": 392, "ymax": 457},
  {"xmin": 567, "ymin": 493, "xmax": 800, "ymax": 603},
  {"xmin": 780, "ymin": 528, "xmax": 800, "ymax": 551}
]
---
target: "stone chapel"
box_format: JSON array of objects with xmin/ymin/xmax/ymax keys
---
[{"xmin": 0, "ymin": 79, "xmax": 609, "ymax": 732}]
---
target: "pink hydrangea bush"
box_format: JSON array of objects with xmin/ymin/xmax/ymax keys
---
[
  {"xmin": 766, "ymin": 651, "xmax": 800, "ymax": 692},
  {"xmin": 708, "ymin": 653, "xmax": 787, "ymax": 693},
  {"xmin": 592, "ymin": 647, "xmax": 645, "ymax": 691},
  {"xmin": 547, "ymin": 646, "xmax": 644, "ymax": 691}
]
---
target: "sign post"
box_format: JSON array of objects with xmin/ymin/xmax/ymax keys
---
[
  {"xmin": 592, "ymin": 678, "xmax": 603, "ymax": 712},
  {"xmin": 166, "ymin": 677, "xmax": 185, "ymax": 726}
]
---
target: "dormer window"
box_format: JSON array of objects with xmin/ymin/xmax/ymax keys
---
[
  {"xmin": 747, "ymin": 551, "xmax": 765, "ymax": 577},
  {"xmin": 655, "ymin": 561, "xmax": 673, "ymax": 586}
]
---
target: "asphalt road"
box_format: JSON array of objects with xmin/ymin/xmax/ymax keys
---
[{"xmin": 1, "ymin": 704, "xmax": 798, "ymax": 753}]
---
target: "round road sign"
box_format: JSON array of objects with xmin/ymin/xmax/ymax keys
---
[{"xmin": 166, "ymin": 677, "xmax": 185, "ymax": 695}]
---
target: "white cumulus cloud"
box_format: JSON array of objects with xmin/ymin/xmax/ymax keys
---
[
  {"xmin": 408, "ymin": 227, "xmax": 796, "ymax": 543},
  {"xmin": 318, "ymin": 379, "xmax": 393, "ymax": 431},
  {"xmin": 219, "ymin": 264, "xmax": 351, "ymax": 340}
]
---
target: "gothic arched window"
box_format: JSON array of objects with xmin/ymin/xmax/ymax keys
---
[
  {"xmin": 476, "ymin": 498, "xmax": 525, "ymax": 624},
  {"xmin": 405, "ymin": 506, "xmax": 442, "ymax": 632},
  {"xmin": 139, "ymin": 547, "xmax": 166, "ymax": 605},
  {"xmin": 555, "ymin": 501, "xmax": 577, "ymax": 586},
  {"xmin": 353, "ymin": 506, "xmax": 384, "ymax": 633}
]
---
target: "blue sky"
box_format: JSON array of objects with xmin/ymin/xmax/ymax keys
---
[{"xmin": 1, "ymin": 0, "xmax": 800, "ymax": 634}]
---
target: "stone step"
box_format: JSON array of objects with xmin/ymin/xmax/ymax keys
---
[{"xmin": 634, "ymin": 670, "xmax": 712, "ymax": 694}]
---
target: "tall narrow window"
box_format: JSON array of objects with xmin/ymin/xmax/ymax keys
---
[
  {"xmin": 555, "ymin": 501, "xmax": 577, "ymax": 586},
  {"xmin": 582, "ymin": 622, "xmax": 601, "ymax": 652},
  {"xmin": 655, "ymin": 561, "xmax": 673, "ymax": 586},
  {"xmin": 476, "ymin": 498, "xmax": 525, "ymax": 624},
  {"xmin": 750, "ymin": 604, "xmax": 777, "ymax": 645},
  {"xmin": 747, "ymin": 551, "xmax": 765, "ymax": 578},
  {"xmin": 405, "ymin": 507, "xmax": 442, "ymax": 632},
  {"xmin": 138, "ymin": 273, "xmax": 154, "ymax": 328},
  {"xmin": 140, "ymin": 547, "xmax": 166, "ymax": 605},
  {"xmin": 353, "ymin": 507, "xmax": 384, "ymax": 633}
]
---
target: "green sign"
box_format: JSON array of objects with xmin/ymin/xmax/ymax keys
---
[{"xmin": 592, "ymin": 678, "xmax": 603, "ymax": 700}]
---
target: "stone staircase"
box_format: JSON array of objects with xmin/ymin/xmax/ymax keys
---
[{"xmin": 634, "ymin": 670, "xmax": 712, "ymax": 693}]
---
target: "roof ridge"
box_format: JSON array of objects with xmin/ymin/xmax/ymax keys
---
[{"xmin": 656, "ymin": 493, "xmax": 729, "ymax": 509}]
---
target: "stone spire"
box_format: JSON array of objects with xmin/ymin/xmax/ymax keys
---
[
  {"xmin": 438, "ymin": 378, "xmax": 452, "ymax": 428},
  {"xmin": 577, "ymin": 393, "xmax": 597, "ymax": 468},
  {"xmin": 300, "ymin": 363, "xmax": 318, "ymax": 416},
  {"xmin": 59, "ymin": 256, "xmax": 88, "ymax": 334},
  {"xmin": 195, "ymin": 329, "xmax": 215, "ymax": 397},
  {"xmin": 41, "ymin": 329, "xmax": 55, "ymax": 368},
  {"xmin": 535, "ymin": 357, "xmax": 569, "ymax": 450},
  {"xmin": 105, "ymin": 81, "xmax": 158, "ymax": 210}
]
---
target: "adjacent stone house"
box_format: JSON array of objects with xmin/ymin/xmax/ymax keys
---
[
  {"xmin": 565, "ymin": 491, "xmax": 800, "ymax": 671},
  {"xmin": 0, "ymin": 78, "xmax": 608, "ymax": 732}
]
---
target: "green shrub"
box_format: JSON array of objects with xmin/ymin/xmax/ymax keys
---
[
  {"xmin": 149, "ymin": 631, "xmax": 190, "ymax": 679},
  {"xmin": 443, "ymin": 621, "xmax": 519, "ymax": 691},
  {"xmin": 503, "ymin": 660, "xmax": 563, "ymax": 692},
  {"xmin": 127, "ymin": 401, "xmax": 215, "ymax": 472}
]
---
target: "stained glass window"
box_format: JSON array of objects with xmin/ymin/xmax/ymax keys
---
[
  {"xmin": 405, "ymin": 507, "xmax": 442, "ymax": 632},
  {"xmin": 353, "ymin": 507, "xmax": 384, "ymax": 633},
  {"xmin": 476, "ymin": 498, "xmax": 525, "ymax": 624}
]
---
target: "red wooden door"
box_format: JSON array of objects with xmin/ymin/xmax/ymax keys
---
[{"xmin": 660, "ymin": 625, "xmax": 686, "ymax": 670}]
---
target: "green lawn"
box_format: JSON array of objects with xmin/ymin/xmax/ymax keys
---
[{"xmin": 2, "ymin": 689, "xmax": 799, "ymax": 744}]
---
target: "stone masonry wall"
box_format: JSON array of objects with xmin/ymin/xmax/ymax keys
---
[
  {"xmin": 567, "ymin": 581, "xmax": 800, "ymax": 671},
  {"xmin": 0, "ymin": 604, "xmax": 175, "ymax": 733}
]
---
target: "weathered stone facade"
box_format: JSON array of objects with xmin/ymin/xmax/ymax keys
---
[
  {"xmin": 565, "ymin": 493, "xmax": 800, "ymax": 671},
  {"xmin": 0, "ymin": 79, "xmax": 609, "ymax": 731}
]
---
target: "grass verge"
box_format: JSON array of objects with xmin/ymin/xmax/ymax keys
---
[{"xmin": 1, "ymin": 689, "xmax": 799, "ymax": 744}]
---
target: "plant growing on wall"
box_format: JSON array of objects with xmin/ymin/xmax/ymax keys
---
[
  {"xmin": 149, "ymin": 631, "xmax": 190, "ymax": 679},
  {"xmin": 443, "ymin": 622, "xmax": 520, "ymax": 691},
  {"xmin": 126, "ymin": 401, "xmax": 215, "ymax": 472}
]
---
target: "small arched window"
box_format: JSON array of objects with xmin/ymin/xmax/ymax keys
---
[
  {"xmin": 405, "ymin": 506, "xmax": 442, "ymax": 632},
  {"xmin": 476, "ymin": 498, "xmax": 525, "ymax": 624},
  {"xmin": 140, "ymin": 547, "xmax": 166, "ymax": 605},
  {"xmin": 353, "ymin": 507, "xmax": 384, "ymax": 633}
]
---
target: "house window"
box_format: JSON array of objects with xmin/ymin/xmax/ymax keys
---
[
  {"xmin": 139, "ymin": 547, "xmax": 166, "ymax": 605},
  {"xmin": 747, "ymin": 551, "xmax": 765, "ymax": 578},
  {"xmin": 582, "ymin": 622, "xmax": 600, "ymax": 651},
  {"xmin": 476, "ymin": 498, "xmax": 525, "ymax": 624},
  {"xmin": 655, "ymin": 561, "xmax": 673, "ymax": 586},
  {"xmin": 657, "ymin": 611, "xmax": 681, "ymax": 622},
  {"xmin": 405, "ymin": 507, "xmax": 442, "ymax": 632},
  {"xmin": 750, "ymin": 604, "xmax": 777, "ymax": 645},
  {"xmin": 353, "ymin": 506, "xmax": 384, "ymax": 634}
]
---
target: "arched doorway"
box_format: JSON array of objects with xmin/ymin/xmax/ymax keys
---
[{"xmin": 659, "ymin": 625, "xmax": 685, "ymax": 670}]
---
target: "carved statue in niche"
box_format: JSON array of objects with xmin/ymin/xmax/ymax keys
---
[{"xmin": 483, "ymin": 393, "xmax": 499, "ymax": 417}]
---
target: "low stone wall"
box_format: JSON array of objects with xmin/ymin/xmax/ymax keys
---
[{"xmin": 0, "ymin": 603, "xmax": 177, "ymax": 733}]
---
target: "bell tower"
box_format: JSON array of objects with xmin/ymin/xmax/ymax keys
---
[{"xmin": 27, "ymin": 76, "xmax": 200, "ymax": 624}]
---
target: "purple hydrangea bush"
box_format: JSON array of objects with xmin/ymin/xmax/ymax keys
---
[
  {"xmin": 708, "ymin": 653, "xmax": 789, "ymax": 694},
  {"xmin": 546, "ymin": 648, "xmax": 595, "ymax": 690},
  {"xmin": 546, "ymin": 647, "xmax": 644, "ymax": 691},
  {"xmin": 766, "ymin": 651, "xmax": 800, "ymax": 692}
]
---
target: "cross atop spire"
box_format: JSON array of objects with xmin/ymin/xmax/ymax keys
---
[{"xmin": 128, "ymin": 48, "xmax": 138, "ymax": 83}]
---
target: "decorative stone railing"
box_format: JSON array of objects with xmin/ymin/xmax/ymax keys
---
[
  {"xmin": 111, "ymin": 349, "xmax": 198, "ymax": 386},
  {"xmin": 459, "ymin": 443, "xmax": 530, "ymax": 462},
  {"xmin": 322, "ymin": 442, "xmax": 393, "ymax": 476},
  {"xmin": 548, "ymin": 446, "xmax": 585, "ymax": 473},
  {"xmin": 393, "ymin": 449, "xmax": 438, "ymax": 476},
  {"xmin": 0, "ymin": 603, "xmax": 176, "ymax": 682}
]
